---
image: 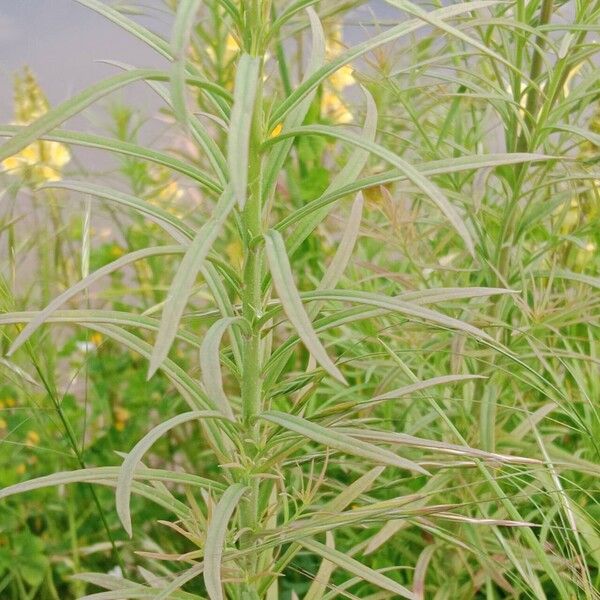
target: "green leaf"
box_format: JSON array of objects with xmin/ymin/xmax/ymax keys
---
[
  {"xmin": 264, "ymin": 229, "xmax": 346, "ymax": 384},
  {"xmin": 288, "ymin": 88, "xmax": 377, "ymax": 255},
  {"xmin": 41, "ymin": 180, "xmax": 194, "ymax": 243},
  {"xmin": 263, "ymin": 7, "xmax": 325, "ymax": 201},
  {"xmin": 0, "ymin": 69, "xmax": 227, "ymax": 165},
  {"xmin": 171, "ymin": 0, "xmax": 202, "ymax": 130},
  {"xmin": 270, "ymin": 1, "xmax": 502, "ymax": 127},
  {"xmin": 148, "ymin": 189, "xmax": 236, "ymax": 378},
  {"xmin": 260, "ymin": 411, "xmax": 428, "ymax": 474},
  {"xmin": 200, "ymin": 317, "xmax": 244, "ymax": 421},
  {"xmin": 267, "ymin": 125, "xmax": 475, "ymax": 256},
  {"xmin": 117, "ymin": 411, "xmax": 225, "ymax": 537},
  {"xmin": 8, "ymin": 246, "xmax": 184, "ymax": 355},
  {"xmin": 228, "ymin": 54, "xmax": 261, "ymax": 207},
  {"xmin": 371, "ymin": 374, "xmax": 485, "ymax": 403},
  {"xmin": 300, "ymin": 538, "xmax": 418, "ymax": 600},
  {"xmin": 204, "ymin": 483, "xmax": 247, "ymax": 600},
  {"xmin": 278, "ymin": 153, "xmax": 551, "ymax": 233},
  {"xmin": 0, "ymin": 125, "xmax": 221, "ymax": 193},
  {"xmin": 0, "ymin": 466, "xmax": 225, "ymax": 501}
]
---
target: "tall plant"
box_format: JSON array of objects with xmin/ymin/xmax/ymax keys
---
[{"xmin": 0, "ymin": 0, "xmax": 598, "ymax": 598}]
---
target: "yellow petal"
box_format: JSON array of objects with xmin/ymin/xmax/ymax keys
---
[
  {"xmin": 329, "ymin": 64, "xmax": 355, "ymax": 91},
  {"xmin": 270, "ymin": 122, "xmax": 283, "ymax": 138}
]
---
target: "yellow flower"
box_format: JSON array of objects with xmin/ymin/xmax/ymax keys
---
[
  {"xmin": 329, "ymin": 64, "xmax": 355, "ymax": 91},
  {"xmin": 90, "ymin": 332, "xmax": 103, "ymax": 347},
  {"xmin": 270, "ymin": 123, "xmax": 283, "ymax": 138},
  {"xmin": 13, "ymin": 67, "xmax": 49, "ymax": 124},
  {"xmin": 1, "ymin": 68, "xmax": 70, "ymax": 185},
  {"xmin": 147, "ymin": 166, "xmax": 184, "ymax": 215},
  {"xmin": 226, "ymin": 33, "xmax": 240, "ymax": 55},
  {"xmin": 110, "ymin": 244, "xmax": 125, "ymax": 258},
  {"xmin": 0, "ymin": 419, "xmax": 7, "ymax": 430},
  {"xmin": 15, "ymin": 463, "xmax": 26, "ymax": 475},
  {"xmin": 114, "ymin": 406, "xmax": 131, "ymax": 431},
  {"xmin": 321, "ymin": 90, "xmax": 353, "ymax": 124},
  {"xmin": 25, "ymin": 430, "xmax": 40, "ymax": 446}
]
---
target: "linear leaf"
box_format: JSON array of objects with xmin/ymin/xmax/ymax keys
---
[
  {"xmin": 0, "ymin": 125, "xmax": 221, "ymax": 193},
  {"xmin": 341, "ymin": 428, "xmax": 541, "ymax": 465},
  {"xmin": 41, "ymin": 180, "xmax": 194, "ymax": 243},
  {"xmin": 316, "ymin": 193, "xmax": 363, "ymax": 293},
  {"xmin": 228, "ymin": 54, "xmax": 260, "ymax": 207},
  {"xmin": 171, "ymin": 0, "xmax": 202, "ymax": 130},
  {"xmin": 263, "ymin": 7, "xmax": 325, "ymax": 201},
  {"xmin": 264, "ymin": 230, "xmax": 346, "ymax": 384},
  {"xmin": 260, "ymin": 411, "xmax": 428, "ymax": 474},
  {"xmin": 0, "ymin": 69, "xmax": 227, "ymax": 165},
  {"xmin": 384, "ymin": 0, "xmax": 511, "ymax": 71},
  {"xmin": 300, "ymin": 538, "xmax": 418, "ymax": 600},
  {"xmin": 270, "ymin": 1, "xmax": 502, "ymax": 126},
  {"xmin": 117, "ymin": 411, "xmax": 224, "ymax": 536},
  {"xmin": 278, "ymin": 153, "xmax": 551, "ymax": 233},
  {"xmin": 204, "ymin": 483, "xmax": 247, "ymax": 600},
  {"xmin": 297, "ymin": 289, "xmax": 497, "ymax": 343},
  {"xmin": 372, "ymin": 374, "xmax": 485, "ymax": 402},
  {"xmin": 288, "ymin": 88, "xmax": 377, "ymax": 255},
  {"xmin": 266, "ymin": 125, "xmax": 475, "ymax": 256},
  {"xmin": 200, "ymin": 317, "xmax": 243, "ymax": 421},
  {"xmin": 8, "ymin": 246, "xmax": 184, "ymax": 355},
  {"xmin": 0, "ymin": 466, "xmax": 225, "ymax": 501},
  {"xmin": 304, "ymin": 532, "xmax": 335, "ymax": 600},
  {"xmin": 148, "ymin": 190, "xmax": 236, "ymax": 378}
]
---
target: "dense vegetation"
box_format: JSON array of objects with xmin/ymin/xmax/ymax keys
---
[{"xmin": 0, "ymin": 0, "xmax": 599, "ymax": 598}]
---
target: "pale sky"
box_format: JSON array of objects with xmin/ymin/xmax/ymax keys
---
[{"xmin": 0, "ymin": 0, "xmax": 397, "ymax": 123}]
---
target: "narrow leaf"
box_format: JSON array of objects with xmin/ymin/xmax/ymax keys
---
[
  {"xmin": 9, "ymin": 246, "xmax": 184, "ymax": 355},
  {"xmin": 260, "ymin": 411, "xmax": 428, "ymax": 474},
  {"xmin": 267, "ymin": 125, "xmax": 475, "ymax": 256},
  {"xmin": 300, "ymin": 538, "xmax": 418, "ymax": 600},
  {"xmin": 228, "ymin": 54, "xmax": 260, "ymax": 207},
  {"xmin": 204, "ymin": 483, "xmax": 247, "ymax": 600},
  {"xmin": 264, "ymin": 230, "xmax": 346, "ymax": 384},
  {"xmin": 148, "ymin": 190, "xmax": 236, "ymax": 378},
  {"xmin": 200, "ymin": 317, "xmax": 243, "ymax": 421},
  {"xmin": 117, "ymin": 411, "xmax": 224, "ymax": 536},
  {"xmin": 171, "ymin": 0, "xmax": 202, "ymax": 130}
]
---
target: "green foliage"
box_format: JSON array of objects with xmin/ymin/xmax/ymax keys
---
[{"xmin": 0, "ymin": 0, "xmax": 599, "ymax": 599}]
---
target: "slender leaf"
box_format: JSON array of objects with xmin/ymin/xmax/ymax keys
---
[
  {"xmin": 148, "ymin": 190, "xmax": 236, "ymax": 378},
  {"xmin": 260, "ymin": 411, "xmax": 428, "ymax": 474},
  {"xmin": 264, "ymin": 229, "xmax": 346, "ymax": 384},
  {"xmin": 204, "ymin": 483, "xmax": 247, "ymax": 600}
]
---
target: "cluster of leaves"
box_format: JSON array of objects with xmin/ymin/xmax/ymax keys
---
[{"xmin": 0, "ymin": 0, "xmax": 599, "ymax": 599}]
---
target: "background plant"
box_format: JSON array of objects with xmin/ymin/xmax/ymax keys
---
[{"xmin": 0, "ymin": 0, "xmax": 599, "ymax": 598}]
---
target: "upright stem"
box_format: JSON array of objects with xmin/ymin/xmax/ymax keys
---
[{"xmin": 241, "ymin": 74, "xmax": 265, "ymax": 429}]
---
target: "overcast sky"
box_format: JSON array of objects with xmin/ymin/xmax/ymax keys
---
[
  {"xmin": 0, "ymin": 1, "xmax": 401, "ymax": 120},
  {"xmin": 0, "ymin": 1, "xmax": 171, "ymax": 121}
]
